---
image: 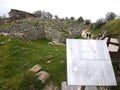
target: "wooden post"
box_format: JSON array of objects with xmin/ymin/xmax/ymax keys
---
[
  {"xmin": 118, "ymin": 47, "xmax": 120, "ymax": 67},
  {"xmin": 107, "ymin": 35, "xmax": 111, "ymax": 47}
]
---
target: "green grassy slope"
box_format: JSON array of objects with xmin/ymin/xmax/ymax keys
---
[
  {"xmin": 0, "ymin": 36, "xmax": 120, "ymax": 90},
  {"xmin": 0, "ymin": 36, "xmax": 66, "ymax": 90},
  {"xmin": 104, "ymin": 19, "xmax": 120, "ymax": 35}
]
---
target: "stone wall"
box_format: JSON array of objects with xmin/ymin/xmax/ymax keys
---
[
  {"xmin": 0, "ymin": 18, "xmax": 89, "ymax": 43},
  {"xmin": 0, "ymin": 21, "xmax": 45, "ymax": 41}
]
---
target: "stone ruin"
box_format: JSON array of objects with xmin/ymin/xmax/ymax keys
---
[
  {"xmin": 29, "ymin": 64, "xmax": 50, "ymax": 84},
  {"xmin": 0, "ymin": 18, "xmax": 89, "ymax": 44}
]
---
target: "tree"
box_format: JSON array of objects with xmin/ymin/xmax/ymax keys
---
[
  {"xmin": 70, "ymin": 16, "xmax": 75, "ymax": 21},
  {"xmin": 54, "ymin": 15, "xmax": 59, "ymax": 19},
  {"xmin": 95, "ymin": 18, "xmax": 106, "ymax": 29},
  {"xmin": 77, "ymin": 16, "xmax": 84, "ymax": 23},
  {"xmin": 0, "ymin": 16, "xmax": 3, "ymax": 25},
  {"xmin": 84, "ymin": 19, "xmax": 91, "ymax": 25},
  {"xmin": 105, "ymin": 12, "xmax": 116, "ymax": 22},
  {"xmin": 34, "ymin": 10, "xmax": 42, "ymax": 18},
  {"xmin": 0, "ymin": 16, "xmax": 2, "ymax": 19},
  {"xmin": 1, "ymin": 14, "xmax": 7, "ymax": 19},
  {"xmin": 34, "ymin": 10, "xmax": 53, "ymax": 19},
  {"xmin": 46, "ymin": 12, "xmax": 53, "ymax": 19},
  {"xmin": 65, "ymin": 17, "xmax": 69, "ymax": 20}
]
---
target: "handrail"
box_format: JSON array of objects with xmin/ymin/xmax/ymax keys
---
[
  {"xmin": 101, "ymin": 34, "xmax": 120, "ymax": 66},
  {"xmin": 102, "ymin": 34, "xmax": 120, "ymax": 40},
  {"xmin": 102, "ymin": 34, "xmax": 120, "ymax": 46}
]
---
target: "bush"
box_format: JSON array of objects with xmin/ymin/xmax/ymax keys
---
[
  {"xmin": 84, "ymin": 19, "xmax": 91, "ymax": 25},
  {"xmin": 94, "ymin": 18, "xmax": 106, "ymax": 29}
]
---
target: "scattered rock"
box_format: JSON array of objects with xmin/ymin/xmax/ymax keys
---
[
  {"xmin": 56, "ymin": 49, "xmax": 59, "ymax": 51},
  {"xmin": 1, "ymin": 33, "xmax": 9, "ymax": 36},
  {"xmin": 47, "ymin": 60, "xmax": 51, "ymax": 63},
  {"xmin": 29, "ymin": 64, "xmax": 42, "ymax": 73},
  {"xmin": 36, "ymin": 71, "xmax": 50, "ymax": 83},
  {"xmin": 48, "ymin": 41, "xmax": 65, "ymax": 46},
  {"xmin": 1, "ymin": 42, "xmax": 5, "ymax": 45},
  {"xmin": 98, "ymin": 86, "xmax": 109, "ymax": 90},
  {"xmin": 61, "ymin": 61, "xmax": 64, "ymax": 63},
  {"xmin": 7, "ymin": 39, "xmax": 11, "ymax": 42},
  {"xmin": 29, "ymin": 64, "xmax": 50, "ymax": 84},
  {"xmin": 43, "ymin": 84, "xmax": 58, "ymax": 90},
  {"xmin": 48, "ymin": 42, "xmax": 54, "ymax": 45},
  {"xmin": 118, "ymin": 71, "xmax": 120, "ymax": 75},
  {"xmin": 116, "ymin": 76, "xmax": 120, "ymax": 81}
]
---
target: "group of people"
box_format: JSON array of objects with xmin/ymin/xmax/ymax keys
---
[{"xmin": 86, "ymin": 32, "xmax": 91, "ymax": 39}]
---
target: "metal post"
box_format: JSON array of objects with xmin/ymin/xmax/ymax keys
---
[{"xmin": 21, "ymin": 48, "xmax": 26, "ymax": 80}]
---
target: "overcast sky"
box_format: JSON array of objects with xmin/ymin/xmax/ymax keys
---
[{"xmin": 0, "ymin": 0, "xmax": 120, "ymax": 22}]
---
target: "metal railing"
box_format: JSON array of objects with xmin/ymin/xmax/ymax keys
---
[{"xmin": 102, "ymin": 34, "xmax": 120, "ymax": 66}]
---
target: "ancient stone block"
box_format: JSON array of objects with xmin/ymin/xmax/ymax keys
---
[
  {"xmin": 30, "ymin": 64, "xmax": 42, "ymax": 73},
  {"xmin": 36, "ymin": 71, "xmax": 50, "ymax": 83}
]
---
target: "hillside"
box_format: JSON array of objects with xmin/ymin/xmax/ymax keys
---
[
  {"xmin": 1, "ymin": 36, "xmax": 120, "ymax": 90},
  {"xmin": 0, "ymin": 18, "xmax": 120, "ymax": 90},
  {"xmin": 104, "ymin": 19, "xmax": 120, "ymax": 38}
]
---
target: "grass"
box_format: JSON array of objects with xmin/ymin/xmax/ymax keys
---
[
  {"xmin": 0, "ymin": 36, "xmax": 120, "ymax": 90},
  {"xmin": 104, "ymin": 19, "xmax": 120, "ymax": 38},
  {"xmin": 0, "ymin": 22, "xmax": 12, "ymax": 28},
  {"xmin": 104, "ymin": 19, "xmax": 120, "ymax": 34},
  {"xmin": 90, "ymin": 29, "xmax": 101, "ymax": 35},
  {"xmin": 90, "ymin": 29, "xmax": 102, "ymax": 38},
  {"xmin": 0, "ymin": 36, "xmax": 66, "ymax": 90},
  {"xmin": 75, "ymin": 35, "xmax": 85, "ymax": 39},
  {"xmin": 110, "ymin": 58, "xmax": 120, "ymax": 90}
]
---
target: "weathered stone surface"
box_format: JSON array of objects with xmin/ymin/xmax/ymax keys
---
[
  {"xmin": 30, "ymin": 64, "xmax": 42, "ymax": 73},
  {"xmin": 43, "ymin": 84, "xmax": 58, "ymax": 90},
  {"xmin": 0, "ymin": 33, "xmax": 9, "ymax": 36},
  {"xmin": 7, "ymin": 39, "xmax": 11, "ymax": 42},
  {"xmin": 0, "ymin": 18, "xmax": 89, "ymax": 43},
  {"xmin": 36, "ymin": 71, "xmax": 50, "ymax": 83},
  {"xmin": 48, "ymin": 41, "xmax": 65, "ymax": 46},
  {"xmin": 0, "ymin": 20, "xmax": 45, "ymax": 41},
  {"xmin": 0, "ymin": 41, "xmax": 5, "ymax": 46}
]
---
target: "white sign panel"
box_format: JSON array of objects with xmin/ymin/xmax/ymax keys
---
[{"xmin": 66, "ymin": 39, "xmax": 117, "ymax": 86}]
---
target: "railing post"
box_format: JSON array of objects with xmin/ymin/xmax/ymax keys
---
[
  {"xmin": 107, "ymin": 35, "xmax": 111, "ymax": 47},
  {"xmin": 118, "ymin": 47, "xmax": 120, "ymax": 67},
  {"xmin": 21, "ymin": 48, "xmax": 26, "ymax": 80}
]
